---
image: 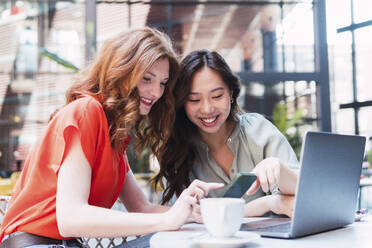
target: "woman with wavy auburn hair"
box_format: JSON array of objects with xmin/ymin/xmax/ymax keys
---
[
  {"xmin": 0, "ymin": 29, "xmax": 223, "ymax": 247},
  {"xmin": 67, "ymin": 27, "xmax": 178, "ymax": 156}
]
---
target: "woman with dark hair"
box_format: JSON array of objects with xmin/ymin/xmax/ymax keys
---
[
  {"xmin": 0, "ymin": 30, "xmax": 222, "ymax": 247},
  {"xmin": 155, "ymin": 49, "xmax": 298, "ymax": 217}
]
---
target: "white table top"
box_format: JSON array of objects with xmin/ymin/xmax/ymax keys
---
[{"xmin": 150, "ymin": 215, "xmax": 372, "ymax": 248}]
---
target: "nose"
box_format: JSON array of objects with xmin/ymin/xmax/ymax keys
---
[{"xmin": 200, "ymin": 98, "xmax": 214, "ymax": 114}]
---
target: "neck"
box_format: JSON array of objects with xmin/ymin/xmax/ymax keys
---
[{"xmin": 200, "ymin": 120, "xmax": 235, "ymax": 151}]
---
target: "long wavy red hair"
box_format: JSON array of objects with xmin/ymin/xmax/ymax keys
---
[{"xmin": 61, "ymin": 27, "xmax": 179, "ymax": 155}]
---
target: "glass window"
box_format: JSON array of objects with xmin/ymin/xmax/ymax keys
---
[
  {"xmin": 353, "ymin": 0, "xmax": 372, "ymax": 24},
  {"xmin": 15, "ymin": 27, "xmax": 37, "ymax": 79},
  {"xmin": 50, "ymin": 29, "xmax": 81, "ymax": 72},
  {"xmin": 295, "ymin": 80, "xmax": 308, "ymax": 94},
  {"xmin": 359, "ymin": 107, "xmax": 372, "ymax": 138},
  {"xmin": 334, "ymin": 108, "xmax": 355, "ymax": 134},
  {"xmin": 355, "ymin": 26, "xmax": 372, "ymax": 102},
  {"xmin": 331, "ymin": 31, "xmax": 353, "ymax": 104},
  {"xmin": 326, "ymin": 0, "xmax": 351, "ymax": 35},
  {"xmin": 247, "ymin": 82, "xmax": 265, "ymax": 97},
  {"xmin": 279, "ymin": 3, "xmax": 314, "ymax": 72},
  {"xmin": 284, "ymin": 81, "xmax": 295, "ymax": 97}
]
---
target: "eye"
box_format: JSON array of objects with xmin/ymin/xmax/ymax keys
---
[
  {"xmin": 143, "ymin": 77, "xmax": 151, "ymax": 83},
  {"xmin": 160, "ymin": 81, "xmax": 168, "ymax": 87},
  {"xmin": 188, "ymin": 98, "xmax": 200, "ymax": 103},
  {"xmin": 212, "ymin": 94, "xmax": 223, "ymax": 99}
]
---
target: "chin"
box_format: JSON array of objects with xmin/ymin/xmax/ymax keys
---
[
  {"xmin": 139, "ymin": 111, "xmax": 150, "ymax": 116},
  {"xmin": 139, "ymin": 109, "xmax": 147, "ymax": 115},
  {"xmin": 139, "ymin": 106, "xmax": 151, "ymax": 115},
  {"xmin": 199, "ymin": 125, "xmax": 220, "ymax": 134}
]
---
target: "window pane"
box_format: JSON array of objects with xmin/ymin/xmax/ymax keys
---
[
  {"xmin": 326, "ymin": 0, "xmax": 351, "ymax": 35},
  {"xmin": 334, "ymin": 108, "xmax": 355, "ymax": 134},
  {"xmin": 355, "ymin": 26, "xmax": 372, "ymax": 102},
  {"xmin": 330, "ymin": 31, "xmax": 353, "ymax": 104},
  {"xmin": 279, "ymin": 3, "xmax": 314, "ymax": 72},
  {"xmin": 353, "ymin": 0, "xmax": 372, "ymax": 24},
  {"xmin": 359, "ymin": 107, "xmax": 372, "ymax": 138},
  {"xmin": 284, "ymin": 81, "xmax": 295, "ymax": 97}
]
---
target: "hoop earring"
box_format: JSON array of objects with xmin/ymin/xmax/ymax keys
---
[{"xmin": 230, "ymin": 99, "xmax": 234, "ymax": 104}]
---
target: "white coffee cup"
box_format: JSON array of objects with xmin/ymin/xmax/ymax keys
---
[{"xmin": 200, "ymin": 198, "xmax": 245, "ymax": 237}]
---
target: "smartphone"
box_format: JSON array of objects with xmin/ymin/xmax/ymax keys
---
[{"xmin": 218, "ymin": 172, "xmax": 257, "ymax": 198}]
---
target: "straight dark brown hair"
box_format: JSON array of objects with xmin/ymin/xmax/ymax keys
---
[{"xmin": 153, "ymin": 49, "xmax": 241, "ymax": 204}]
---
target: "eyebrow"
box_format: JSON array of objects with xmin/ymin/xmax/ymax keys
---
[
  {"xmin": 189, "ymin": 87, "xmax": 225, "ymax": 95},
  {"xmin": 146, "ymin": 72, "xmax": 169, "ymax": 81}
]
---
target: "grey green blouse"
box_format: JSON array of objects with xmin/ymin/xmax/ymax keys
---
[{"xmin": 189, "ymin": 113, "xmax": 299, "ymax": 202}]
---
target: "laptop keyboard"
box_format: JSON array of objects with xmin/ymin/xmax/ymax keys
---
[{"xmin": 240, "ymin": 218, "xmax": 291, "ymax": 233}]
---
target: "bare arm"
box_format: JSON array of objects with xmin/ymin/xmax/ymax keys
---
[
  {"xmin": 119, "ymin": 172, "xmax": 208, "ymax": 223},
  {"xmin": 244, "ymin": 194, "xmax": 295, "ymax": 218},
  {"xmin": 56, "ymin": 130, "xmax": 222, "ymax": 238},
  {"xmin": 56, "ymin": 131, "xmax": 173, "ymax": 238},
  {"xmin": 118, "ymin": 171, "xmax": 169, "ymax": 213},
  {"xmin": 247, "ymin": 157, "xmax": 298, "ymax": 195},
  {"xmin": 277, "ymin": 161, "xmax": 298, "ymax": 195}
]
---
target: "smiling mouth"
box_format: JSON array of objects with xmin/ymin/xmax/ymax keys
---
[
  {"xmin": 140, "ymin": 97, "xmax": 153, "ymax": 106},
  {"xmin": 200, "ymin": 115, "xmax": 218, "ymax": 127}
]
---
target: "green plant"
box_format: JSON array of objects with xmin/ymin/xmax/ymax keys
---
[
  {"xmin": 39, "ymin": 47, "xmax": 79, "ymax": 72},
  {"xmin": 126, "ymin": 143, "xmax": 151, "ymax": 173},
  {"xmin": 272, "ymin": 102, "xmax": 303, "ymax": 159},
  {"xmin": 367, "ymin": 148, "xmax": 372, "ymax": 168}
]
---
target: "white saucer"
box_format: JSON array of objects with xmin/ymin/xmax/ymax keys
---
[{"xmin": 192, "ymin": 231, "xmax": 260, "ymax": 248}]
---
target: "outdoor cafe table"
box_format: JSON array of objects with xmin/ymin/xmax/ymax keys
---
[{"xmin": 116, "ymin": 215, "xmax": 372, "ymax": 248}]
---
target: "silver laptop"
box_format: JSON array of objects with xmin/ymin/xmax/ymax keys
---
[{"xmin": 241, "ymin": 131, "xmax": 366, "ymax": 238}]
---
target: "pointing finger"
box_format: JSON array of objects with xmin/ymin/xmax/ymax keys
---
[{"xmin": 247, "ymin": 180, "xmax": 260, "ymax": 195}]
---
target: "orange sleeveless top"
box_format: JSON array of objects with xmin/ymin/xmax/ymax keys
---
[{"xmin": 0, "ymin": 96, "xmax": 130, "ymax": 240}]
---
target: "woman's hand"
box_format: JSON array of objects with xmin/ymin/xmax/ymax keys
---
[
  {"xmin": 188, "ymin": 203, "xmax": 202, "ymax": 223},
  {"xmin": 247, "ymin": 157, "xmax": 281, "ymax": 194},
  {"xmin": 247, "ymin": 157, "xmax": 298, "ymax": 195},
  {"xmin": 244, "ymin": 194, "xmax": 295, "ymax": 218},
  {"xmin": 267, "ymin": 194, "xmax": 295, "ymax": 218},
  {"xmin": 164, "ymin": 180, "xmax": 223, "ymax": 230}
]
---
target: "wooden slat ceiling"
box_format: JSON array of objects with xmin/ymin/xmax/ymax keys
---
[{"xmin": 145, "ymin": 0, "xmax": 295, "ymax": 55}]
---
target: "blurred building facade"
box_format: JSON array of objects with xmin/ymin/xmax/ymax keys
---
[{"xmin": 0, "ymin": 0, "xmax": 370, "ymax": 172}]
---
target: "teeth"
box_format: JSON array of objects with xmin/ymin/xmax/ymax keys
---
[
  {"xmin": 202, "ymin": 117, "xmax": 216, "ymax": 123},
  {"xmin": 141, "ymin": 97, "xmax": 152, "ymax": 104}
]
